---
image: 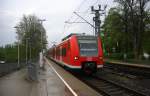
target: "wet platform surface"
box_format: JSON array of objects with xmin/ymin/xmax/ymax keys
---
[
  {"xmin": 46, "ymin": 58, "xmax": 102, "ymax": 96},
  {"xmin": 0, "ymin": 59, "xmax": 102, "ymax": 96},
  {"xmin": 39, "ymin": 64, "xmax": 73, "ymax": 96},
  {"xmin": 0, "ymin": 69, "xmax": 39, "ymax": 96},
  {"xmin": 0, "ymin": 66, "xmax": 73, "ymax": 96}
]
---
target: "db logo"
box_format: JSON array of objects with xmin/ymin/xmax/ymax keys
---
[{"xmin": 87, "ymin": 57, "xmax": 92, "ymax": 61}]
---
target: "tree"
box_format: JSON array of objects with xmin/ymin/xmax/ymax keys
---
[
  {"xmin": 15, "ymin": 15, "xmax": 47, "ymax": 59},
  {"xmin": 102, "ymin": 8, "xmax": 124, "ymax": 54},
  {"xmin": 143, "ymin": 11, "xmax": 150, "ymax": 54},
  {"xmin": 103, "ymin": 0, "xmax": 150, "ymax": 59}
]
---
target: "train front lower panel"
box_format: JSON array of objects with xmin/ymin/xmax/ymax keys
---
[{"xmin": 69, "ymin": 35, "xmax": 103, "ymax": 69}]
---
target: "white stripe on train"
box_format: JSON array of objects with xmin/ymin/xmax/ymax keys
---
[{"xmin": 51, "ymin": 57, "xmax": 103, "ymax": 69}]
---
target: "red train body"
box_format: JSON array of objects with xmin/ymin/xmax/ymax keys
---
[{"xmin": 48, "ymin": 34, "xmax": 103, "ymax": 73}]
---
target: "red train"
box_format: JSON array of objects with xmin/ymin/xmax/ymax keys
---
[{"xmin": 48, "ymin": 33, "xmax": 103, "ymax": 74}]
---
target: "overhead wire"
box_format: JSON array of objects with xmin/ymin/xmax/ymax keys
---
[
  {"xmin": 71, "ymin": 0, "xmax": 100, "ymax": 24},
  {"xmin": 51, "ymin": 0, "xmax": 110, "ymax": 46},
  {"xmin": 60, "ymin": 0, "xmax": 89, "ymax": 39},
  {"xmin": 61, "ymin": 0, "xmax": 102, "ymax": 38},
  {"xmin": 67, "ymin": 0, "xmax": 88, "ymax": 23},
  {"xmin": 65, "ymin": 0, "xmax": 100, "ymax": 34},
  {"xmin": 72, "ymin": 0, "xmax": 99, "ymax": 22}
]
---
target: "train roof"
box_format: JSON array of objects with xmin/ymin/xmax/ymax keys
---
[{"xmin": 61, "ymin": 33, "xmax": 96, "ymax": 41}]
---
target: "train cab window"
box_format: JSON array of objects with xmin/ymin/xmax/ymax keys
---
[
  {"xmin": 62, "ymin": 48, "xmax": 66, "ymax": 56},
  {"xmin": 78, "ymin": 37, "xmax": 98, "ymax": 56}
]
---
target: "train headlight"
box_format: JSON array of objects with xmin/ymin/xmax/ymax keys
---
[
  {"xmin": 99, "ymin": 56, "xmax": 103, "ymax": 60},
  {"xmin": 74, "ymin": 56, "xmax": 79, "ymax": 60}
]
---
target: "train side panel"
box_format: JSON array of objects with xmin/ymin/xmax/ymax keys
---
[
  {"xmin": 69, "ymin": 36, "xmax": 81, "ymax": 68},
  {"xmin": 61, "ymin": 40, "xmax": 71, "ymax": 65},
  {"xmin": 48, "ymin": 34, "xmax": 104, "ymax": 73},
  {"xmin": 97, "ymin": 37, "xmax": 103, "ymax": 67}
]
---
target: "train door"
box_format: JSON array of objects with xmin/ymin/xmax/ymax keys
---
[
  {"xmin": 66, "ymin": 40, "xmax": 70, "ymax": 64},
  {"xmin": 60, "ymin": 46, "xmax": 62, "ymax": 61},
  {"xmin": 54, "ymin": 48, "xmax": 56, "ymax": 59}
]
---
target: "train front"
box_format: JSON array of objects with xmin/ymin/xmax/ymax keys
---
[{"xmin": 71, "ymin": 35, "xmax": 103, "ymax": 74}]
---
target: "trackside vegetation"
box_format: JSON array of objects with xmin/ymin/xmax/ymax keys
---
[{"xmin": 102, "ymin": 0, "xmax": 150, "ymax": 60}]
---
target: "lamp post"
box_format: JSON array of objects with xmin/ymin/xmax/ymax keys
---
[
  {"xmin": 38, "ymin": 19, "xmax": 46, "ymax": 53},
  {"xmin": 14, "ymin": 26, "xmax": 29, "ymax": 67},
  {"xmin": 26, "ymin": 38, "xmax": 30, "ymax": 64},
  {"xmin": 14, "ymin": 26, "xmax": 20, "ymax": 69},
  {"xmin": 38, "ymin": 19, "xmax": 46, "ymax": 70}
]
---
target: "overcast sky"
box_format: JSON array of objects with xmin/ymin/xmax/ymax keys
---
[{"xmin": 0, "ymin": 0, "xmax": 115, "ymax": 47}]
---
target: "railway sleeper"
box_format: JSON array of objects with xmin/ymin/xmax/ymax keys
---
[
  {"xmin": 99, "ymin": 85, "xmax": 115, "ymax": 89},
  {"xmin": 106, "ymin": 88, "xmax": 123, "ymax": 93},
  {"xmin": 97, "ymin": 76, "xmax": 147, "ymax": 96},
  {"xmin": 110, "ymin": 92, "xmax": 132, "ymax": 96}
]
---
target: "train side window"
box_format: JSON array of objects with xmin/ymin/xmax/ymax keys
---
[
  {"xmin": 58, "ymin": 48, "xmax": 60, "ymax": 56},
  {"xmin": 56, "ymin": 48, "xmax": 60, "ymax": 56},
  {"xmin": 60, "ymin": 47, "xmax": 62, "ymax": 56},
  {"xmin": 62, "ymin": 48, "xmax": 66, "ymax": 56}
]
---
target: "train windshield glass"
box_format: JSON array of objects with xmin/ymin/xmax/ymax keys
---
[{"xmin": 78, "ymin": 37, "xmax": 98, "ymax": 56}]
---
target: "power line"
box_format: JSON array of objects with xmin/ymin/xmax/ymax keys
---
[
  {"xmin": 71, "ymin": 0, "xmax": 99, "ymax": 23},
  {"xmin": 65, "ymin": 0, "xmax": 101, "ymax": 28},
  {"xmin": 60, "ymin": 0, "xmax": 89, "ymax": 38},
  {"xmin": 75, "ymin": 0, "xmax": 89, "ymax": 12},
  {"xmin": 67, "ymin": 0, "xmax": 88, "ymax": 22},
  {"xmin": 62, "ymin": 0, "xmax": 105, "ymax": 37},
  {"xmin": 73, "ymin": 12, "xmax": 95, "ymax": 28}
]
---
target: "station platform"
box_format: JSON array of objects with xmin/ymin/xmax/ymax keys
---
[
  {"xmin": 0, "ymin": 68, "xmax": 39, "ymax": 96},
  {"xmin": 0, "ymin": 58, "xmax": 102, "ymax": 96},
  {"xmin": 104, "ymin": 59, "xmax": 150, "ymax": 69}
]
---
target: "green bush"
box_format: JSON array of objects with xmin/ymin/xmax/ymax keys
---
[
  {"xmin": 105, "ymin": 53, "xmax": 123, "ymax": 60},
  {"xmin": 105, "ymin": 52, "xmax": 135, "ymax": 60}
]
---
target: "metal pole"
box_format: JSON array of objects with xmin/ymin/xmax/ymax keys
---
[
  {"xmin": 30, "ymin": 43, "xmax": 31, "ymax": 61},
  {"xmin": 41, "ymin": 30, "xmax": 43, "ymax": 53},
  {"xmin": 14, "ymin": 26, "xmax": 20, "ymax": 69},
  {"xmin": 26, "ymin": 39, "xmax": 28, "ymax": 64},
  {"xmin": 18, "ymin": 40, "xmax": 20, "ymax": 69},
  {"xmin": 91, "ymin": 5, "xmax": 107, "ymax": 37},
  {"xmin": 38, "ymin": 19, "xmax": 46, "ymax": 53},
  {"xmin": 38, "ymin": 19, "xmax": 46, "ymax": 70}
]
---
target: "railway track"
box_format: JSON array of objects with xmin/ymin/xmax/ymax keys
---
[
  {"xmin": 50, "ymin": 59, "xmax": 150, "ymax": 96},
  {"xmin": 102, "ymin": 67, "xmax": 138, "ymax": 79},
  {"xmin": 76, "ymin": 74, "xmax": 149, "ymax": 96},
  {"xmin": 104, "ymin": 62, "xmax": 150, "ymax": 77}
]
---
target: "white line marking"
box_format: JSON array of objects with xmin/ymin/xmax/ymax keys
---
[
  {"xmin": 54, "ymin": 58, "xmax": 81, "ymax": 68},
  {"xmin": 97, "ymin": 65, "xmax": 103, "ymax": 68},
  {"xmin": 45, "ymin": 58, "xmax": 78, "ymax": 96}
]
